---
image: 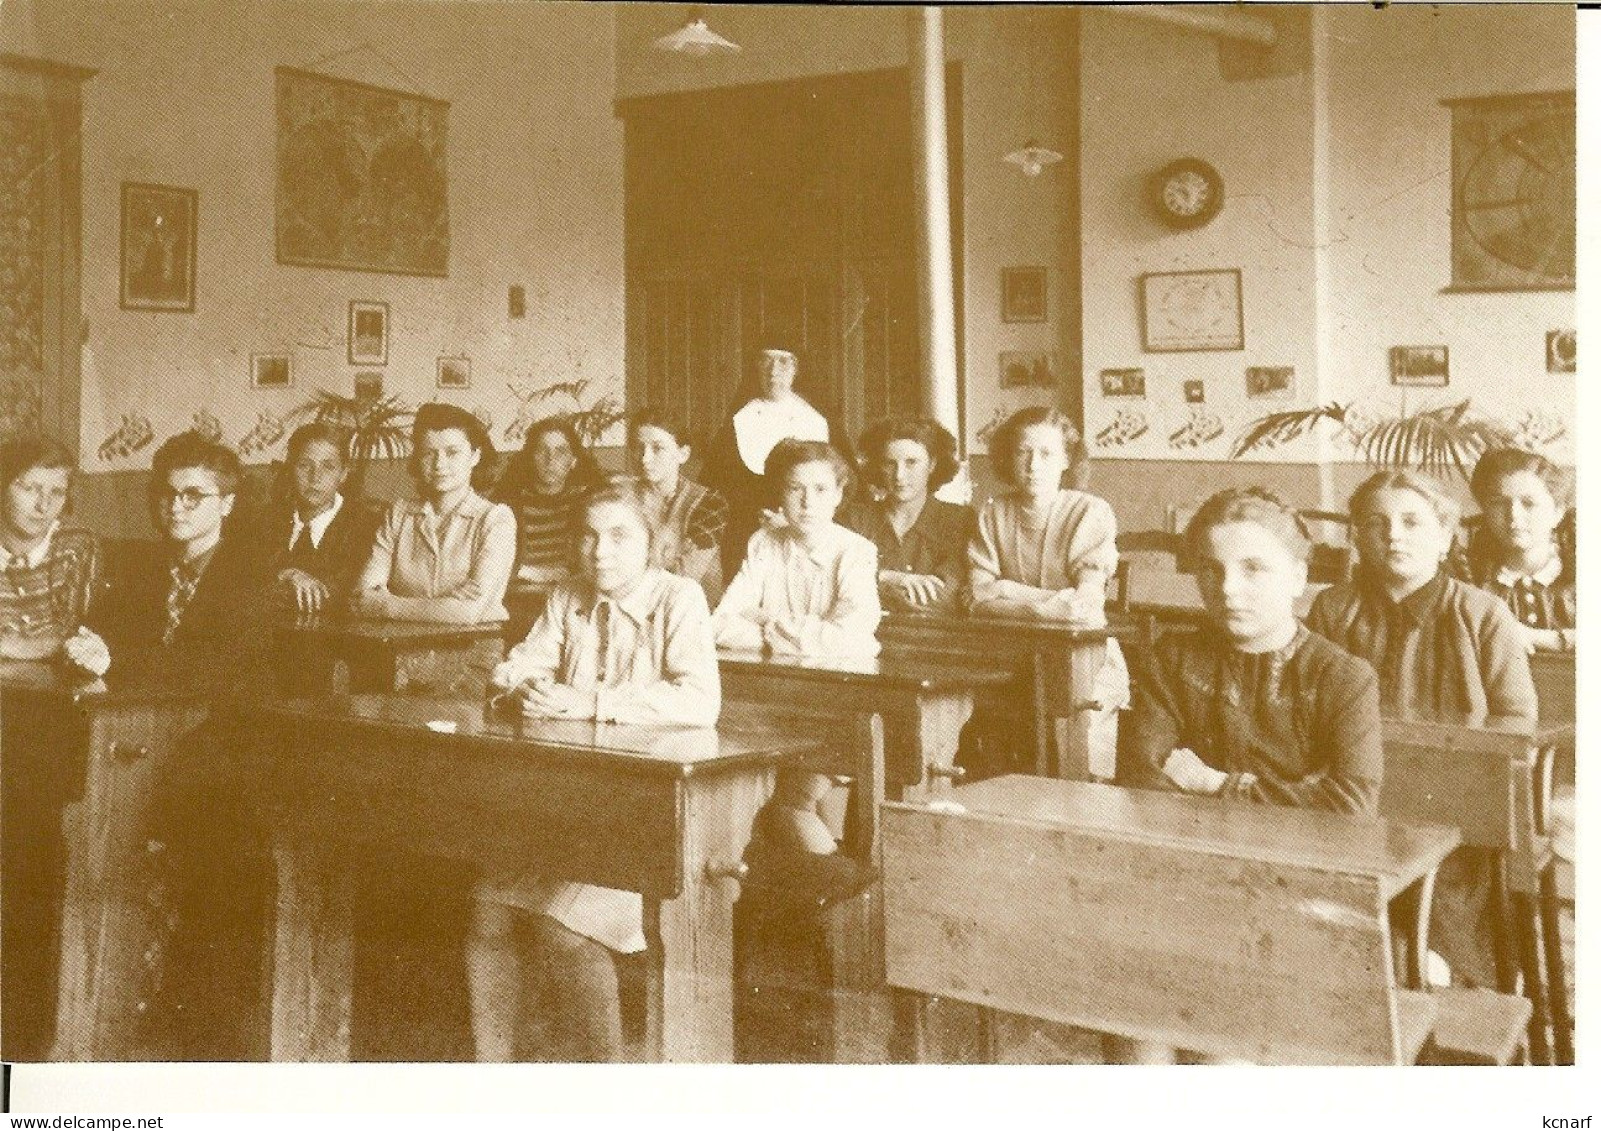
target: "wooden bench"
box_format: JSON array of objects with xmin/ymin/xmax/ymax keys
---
[
  {"xmin": 1381, "ymin": 713, "xmax": 1573, "ymax": 1065},
  {"xmin": 881, "ymin": 777, "xmax": 1525, "ymax": 1065}
]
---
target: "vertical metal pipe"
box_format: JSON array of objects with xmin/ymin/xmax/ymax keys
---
[{"xmin": 907, "ymin": 6, "xmax": 962, "ymax": 450}]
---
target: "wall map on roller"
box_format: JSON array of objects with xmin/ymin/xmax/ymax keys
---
[
  {"xmin": 275, "ymin": 67, "xmax": 450, "ymax": 278},
  {"xmin": 1447, "ymin": 90, "xmax": 1574, "ymax": 291}
]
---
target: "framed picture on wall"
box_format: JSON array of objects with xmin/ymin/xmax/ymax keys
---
[
  {"xmin": 1001, "ymin": 266, "xmax": 1047, "ymax": 323},
  {"xmin": 120, "ymin": 182, "xmax": 197, "ymax": 312},
  {"xmin": 250, "ymin": 353, "xmax": 292, "ymax": 389},
  {"xmin": 1245, "ymin": 365, "xmax": 1295, "ymax": 399},
  {"xmin": 437, "ymin": 356, "xmax": 471, "ymax": 389},
  {"xmin": 999, "ymin": 350, "xmax": 1057, "ymax": 389},
  {"xmin": 1389, "ymin": 345, "xmax": 1449, "ymax": 387},
  {"xmin": 1139, "ymin": 268, "xmax": 1244, "ymax": 352},
  {"xmin": 348, "ymin": 301, "xmax": 390, "ymax": 365}
]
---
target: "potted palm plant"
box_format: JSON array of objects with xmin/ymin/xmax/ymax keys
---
[
  {"xmin": 284, "ymin": 384, "xmax": 415, "ymax": 500},
  {"xmin": 1230, "ymin": 398, "xmax": 1516, "ymax": 480}
]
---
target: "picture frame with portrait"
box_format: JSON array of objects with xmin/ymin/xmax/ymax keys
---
[
  {"xmin": 1001, "ymin": 266, "xmax": 1047, "ymax": 323},
  {"xmin": 120, "ymin": 182, "xmax": 197, "ymax": 312},
  {"xmin": 437, "ymin": 356, "xmax": 471, "ymax": 389},
  {"xmin": 348, "ymin": 301, "xmax": 390, "ymax": 366},
  {"xmin": 1388, "ymin": 345, "xmax": 1449, "ymax": 387},
  {"xmin": 250, "ymin": 353, "xmax": 293, "ymax": 389}
]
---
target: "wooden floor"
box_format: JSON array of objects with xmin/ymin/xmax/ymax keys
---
[{"xmin": 348, "ymin": 882, "xmax": 1578, "ymax": 1064}]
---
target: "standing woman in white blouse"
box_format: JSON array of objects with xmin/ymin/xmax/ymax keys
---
[{"xmin": 702, "ymin": 333, "xmax": 841, "ymax": 576}]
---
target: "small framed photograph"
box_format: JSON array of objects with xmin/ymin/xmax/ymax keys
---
[
  {"xmin": 1245, "ymin": 365, "xmax": 1294, "ymax": 400},
  {"xmin": 999, "ymin": 350, "xmax": 1057, "ymax": 389},
  {"xmin": 1139, "ymin": 268, "xmax": 1244, "ymax": 352},
  {"xmin": 250, "ymin": 353, "xmax": 292, "ymax": 389},
  {"xmin": 1183, "ymin": 379, "xmax": 1206, "ymax": 404},
  {"xmin": 120, "ymin": 182, "xmax": 197, "ymax": 312},
  {"xmin": 1001, "ymin": 266, "xmax": 1047, "ymax": 323},
  {"xmin": 1389, "ymin": 345, "xmax": 1449, "ymax": 387},
  {"xmin": 1546, "ymin": 329, "xmax": 1575, "ymax": 374},
  {"xmin": 353, "ymin": 371, "xmax": 384, "ymax": 401},
  {"xmin": 437, "ymin": 355, "xmax": 471, "ymax": 390},
  {"xmin": 1099, "ymin": 367, "xmax": 1146, "ymax": 398},
  {"xmin": 348, "ymin": 300, "xmax": 390, "ymax": 366}
]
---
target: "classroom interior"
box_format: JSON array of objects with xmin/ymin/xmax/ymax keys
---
[{"xmin": 0, "ymin": 0, "xmax": 1580, "ymax": 1070}]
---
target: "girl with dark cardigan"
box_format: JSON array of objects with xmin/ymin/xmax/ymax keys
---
[
  {"xmin": 1113, "ymin": 486, "xmax": 1383, "ymax": 1063},
  {"xmin": 840, "ymin": 416, "xmax": 973, "ymax": 614},
  {"xmin": 1306, "ymin": 469, "xmax": 1537, "ymax": 989}
]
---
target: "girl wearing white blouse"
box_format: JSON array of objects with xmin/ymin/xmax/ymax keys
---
[
  {"xmin": 470, "ymin": 482, "xmax": 720, "ymax": 1062},
  {"xmin": 712, "ymin": 438, "xmax": 881, "ymax": 658}
]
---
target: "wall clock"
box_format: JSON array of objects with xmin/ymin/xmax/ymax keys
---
[
  {"xmin": 1149, "ymin": 158, "xmax": 1225, "ymax": 230},
  {"xmin": 1447, "ymin": 90, "xmax": 1574, "ymax": 292}
]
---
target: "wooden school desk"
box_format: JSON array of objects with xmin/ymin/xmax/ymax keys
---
[
  {"xmin": 716, "ymin": 649, "xmax": 1015, "ymax": 859},
  {"xmin": 876, "ymin": 612, "xmax": 1112, "ymax": 781},
  {"xmin": 274, "ymin": 615, "xmax": 507, "ymax": 694},
  {"xmin": 1380, "ymin": 712, "xmax": 1574, "ymax": 1064},
  {"xmin": 881, "ymin": 776, "xmax": 1462, "ymax": 1065},
  {"xmin": 1, "ymin": 660, "xmax": 212, "ymax": 1062},
  {"xmin": 198, "ymin": 693, "xmax": 823, "ymax": 1063}
]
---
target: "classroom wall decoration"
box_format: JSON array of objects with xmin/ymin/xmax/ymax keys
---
[
  {"xmin": 437, "ymin": 356, "xmax": 471, "ymax": 390},
  {"xmin": 238, "ymin": 411, "xmax": 287, "ymax": 457},
  {"xmin": 1546, "ymin": 329, "xmax": 1575, "ymax": 373},
  {"xmin": 1183, "ymin": 379, "xmax": 1206, "ymax": 404},
  {"xmin": 275, "ymin": 67, "xmax": 450, "ymax": 278},
  {"xmin": 119, "ymin": 182, "xmax": 197, "ymax": 312},
  {"xmin": 1000, "ymin": 266, "xmax": 1047, "ymax": 323},
  {"xmin": 1099, "ymin": 368, "xmax": 1146, "ymax": 398},
  {"xmin": 251, "ymin": 353, "xmax": 292, "ymax": 389},
  {"xmin": 1169, "ymin": 405, "xmax": 1224, "ymax": 450},
  {"xmin": 97, "ymin": 413, "xmax": 155, "ymax": 461},
  {"xmin": 1095, "ymin": 408, "xmax": 1149, "ymax": 449},
  {"xmin": 1138, "ymin": 269, "xmax": 1244, "ymax": 353},
  {"xmin": 191, "ymin": 407, "xmax": 224, "ymax": 444},
  {"xmin": 348, "ymin": 301, "xmax": 390, "ymax": 365},
  {"xmin": 1446, "ymin": 90, "xmax": 1574, "ymax": 292},
  {"xmin": 1245, "ymin": 366, "xmax": 1294, "ymax": 400},
  {"xmin": 999, "ymin": 350, "xmax": 1057, "ymax": 389},
  {"xmin": 1389, "ymin": 345, "xmax": 1449, "ymax": 387}
]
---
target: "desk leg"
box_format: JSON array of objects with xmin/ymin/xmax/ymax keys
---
[
  {"xmin": 1042, "ymin": 639, "xmax": 1109, "ymax": 782},
  {"xmin": 1513, "ymin": 890, "xmax": 1553, "ymax": 1066},
  {"xmin": 1539, "ymin": 864, "xmax": 1573, "ymax": 1065},
  {"xmin": 269, "ymin": 838, "xmax": 353, "ymax": 1062},
  {"xmin": 911, "ymin": 693, "xmax": 974, "ymax": 804},
  {"xmin": 645, "ymin": 766, "xmax": 773, "ymax": 1063},
  {"xmin": 1392, "ymin": 866, "xmax": 1438, "ymax": 991},
  {"xmin": 1030, "ymin": 656, "xmax": 1051, "ymax": 778}
]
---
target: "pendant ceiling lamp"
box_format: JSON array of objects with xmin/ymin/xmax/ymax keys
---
[
  {"xmin": 653, "ymin": 8, "xmax": 741, "ymax": 57},
  {"xmin": 1004, "ymin": 139, "xmax": 1065, "ymax": 178},
  {"xmin": 1003, "ymin": 10, "xmax": 1062, "ymax": 177}
]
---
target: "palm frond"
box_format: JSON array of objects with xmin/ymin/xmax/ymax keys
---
[
  {"xmin": 1229, "ymin": 403, "xmax": 1348, "ymax": 458},
  {"xmin": 1347, "ymin": 399, "xmax": 1494, "ymax": 479}
]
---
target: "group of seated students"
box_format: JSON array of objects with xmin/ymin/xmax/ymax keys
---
[{"xmin": 0, "ymin": 390, "xmax": 1575, "ymax": 1063}]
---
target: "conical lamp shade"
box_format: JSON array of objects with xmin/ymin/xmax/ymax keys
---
[
  {"xmin": 653, "ymin": 16, "xmax": 741, "ymax": 57},
  {"xmin": 1003, "ymin": 139, "xmax": 1064, "ymax": 178}
]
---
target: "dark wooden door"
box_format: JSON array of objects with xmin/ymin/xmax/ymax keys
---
[{"xmin": 620, "ymin": 66, "xmax": 961, "ymax": 447}]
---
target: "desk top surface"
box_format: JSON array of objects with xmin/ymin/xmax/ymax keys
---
[
  {"xmin": 0, "ymin": 659, "xmax": 216, "ymax": 709},
  {"xmin": 717, "ymin": 648, "xmax": 1015, "ymax": 691},
  {"xmin": 1381, "ymin": 708, "xmax": 1573, "ymax": 749},
  {"xmin": 878, "ymin": 611, "xmax": 1111, "ymax": 645},
  {"xmin": 946, "ymin": 775, "xmax": 1459, "ymax": 897},
  {"xmin": 235, "ymin": 693, "xmax": 819, "ymax": 777},
  {"xmin": 275, "ymin": 616, "xmax": 507, "ymax": 646}
]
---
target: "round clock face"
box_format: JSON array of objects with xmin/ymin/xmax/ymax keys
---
[
  {"xmin": 1151, "ymin": 159, "xmax": 1224, "ymax": 230},
  {"xmin": 1460, "ymin": 106, "xmax": 1575, "ymax": 280}
]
